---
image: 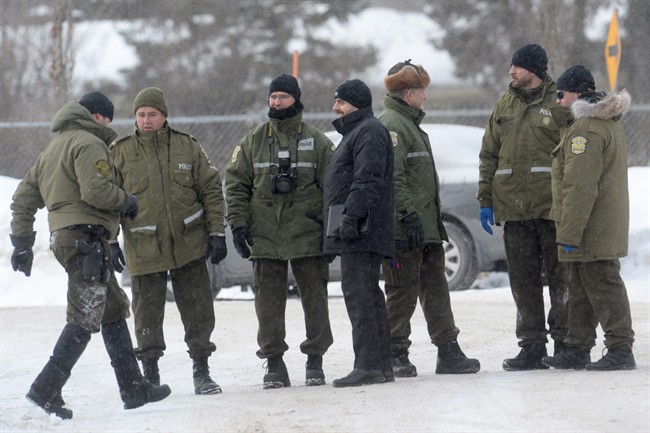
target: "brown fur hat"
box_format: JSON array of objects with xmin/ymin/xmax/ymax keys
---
[{"xmin": 384, "ymin": 59, "xmax": 430, "ymax": 91}]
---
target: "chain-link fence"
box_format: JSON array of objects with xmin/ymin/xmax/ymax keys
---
[{"xmin": 2, "ymin": 107, "xmax": 648, "ymax": 180}]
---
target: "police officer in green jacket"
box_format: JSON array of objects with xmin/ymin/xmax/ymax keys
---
[
  {"xmin": 542, "ymin": 65, "xmax": 635, "ymax": 371},
  {"xmin": 478, "ymin": 44, "xmax": 569, "ymax": 371},
  {"xmin": 225, "ymin": 74, "xmax": 335, "ymax": 389},
  {"xmin": 378, "ymin": 60, "xmax": 480, "ymax": 377},
  {"xmin": 10, "ymin": 92, "xmax": 170, "ymax": 419},
  {"xmin": 110, "ymin": 87, "xmax": 227, "ymax": 395}
]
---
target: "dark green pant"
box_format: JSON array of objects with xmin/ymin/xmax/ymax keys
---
[
  {"xmin": 253, "ymin": 256, "xmax": 333, "ymax": 359},
  {"xmin": 503, "ymin": 219, "xmax": 569, "ymax": 346},
  {"xmin": 131, "ymin": 258, "xmax": 216, "ymax": 360},
  {"xmin": 565, "ymin": 260, "xmax": 635, "ymax": 349},
  {"xmin": 51, "ymin": 228, "xmax": 130, "ymax": 333},
  {"xmin": 383, "ymin": 242, "xmax": 459, "ymax": 350}
]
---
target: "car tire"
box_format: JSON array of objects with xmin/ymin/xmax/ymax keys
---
[{"xmin": 443, "ymin": 221, "xmax": 479, "ymax": 291}]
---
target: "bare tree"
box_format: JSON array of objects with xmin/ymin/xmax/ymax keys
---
[{"xmin": 49, "ymin": 0, "xmax": 75, "ymax": 108}]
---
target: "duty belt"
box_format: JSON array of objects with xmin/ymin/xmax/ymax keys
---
[{"xmin": 65, "ymin": 224, "xmax": 108, "ymax": 240}]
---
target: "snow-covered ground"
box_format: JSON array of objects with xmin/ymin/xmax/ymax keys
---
[{"xmin": 1, "ymin": 169, "xmax": 648, "ymax": 432}]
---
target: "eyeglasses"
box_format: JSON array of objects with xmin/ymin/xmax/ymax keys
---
[
  {"xmin": 269, "ymin": 94, "xmax": 292, "ymax": 101},
  {"xmin": 556, "ymin": 91, "xmax": 565, "ymax": 100}
]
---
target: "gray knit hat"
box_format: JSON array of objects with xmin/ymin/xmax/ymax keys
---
[{"xmin": 133, "ymin": 87, "xmax": 168, "ymax": 116}]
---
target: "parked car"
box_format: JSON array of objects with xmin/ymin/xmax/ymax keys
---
[{"xmin": 122, "ymin": 123, "xmax": 505, "ymax": 298}]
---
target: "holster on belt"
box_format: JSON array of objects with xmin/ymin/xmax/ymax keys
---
[{"xmin": 75, "ymin": 239, "xmax": 111, "ymax": 283}]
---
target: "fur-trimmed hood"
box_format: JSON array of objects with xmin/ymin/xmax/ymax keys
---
[{"xmin": 572, "ymin": 89, "xmax": 631, "ymax": 121}]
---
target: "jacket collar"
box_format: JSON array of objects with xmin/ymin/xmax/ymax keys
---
[
  {"xmin": 332, "ymin": 106, "xmax": 374, "ymax": 135},
  {"xmin": 383, "ymin": 95, "xmax": 425, "ymax": 125}
]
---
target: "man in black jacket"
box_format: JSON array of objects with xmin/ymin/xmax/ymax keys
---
[{"xmin": 323, "ymin": 79, "xmax": 395, "ymax": 387}]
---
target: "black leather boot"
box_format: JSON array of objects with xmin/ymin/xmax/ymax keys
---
[
  {"xmin": 586, "ymin": 345, "xmax": 636, "ymax": 371},
  {"xmin": 193, "ymin": 357, "xmax": 222, "ymax": 395},
  {"xmin": 542, "ymin": 345, "xmax": 591, "ymax": 370},
  {"xmin": 141, "ymin": 358, "xmax": 160, "ymax": 386},
  {"xmin": 102, "ymin": 319, "xmax": 171, "ymax": 409},
  {"xmin": 391, "ymin": 348, "xmax": 417, "ymax": 377},
  {"xmin": 305, "ymin": 354, "xmax": 326, "ymax": 386},
  {"xmin": 263, "ymin": 356, "xmax": 291, "ymax": 389},
  {"xmin": 502, "ymin": 343, "xmax": 549, "ymax": 371},
  {"xmin": 436, "ymin": 340, "xmax": 481, "ymax": 374},
  {"xmin": 332, "ymin": 369, "xmax": 386, "ymax": 388},
  {"xmin": 26, "ymin": 323, "xmax": 91, "ymax": 420}
]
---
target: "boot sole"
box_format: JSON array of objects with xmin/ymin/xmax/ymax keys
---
[
  {"xmin": 332, "ymin": 376, "xmax": 385, "ymax": 388},
  {"xmin": 502, "ymin": 363, "xmax": 549, "ymax": 371},
  {"xmin": 195, "ymin": 385, "xmax": 223, "ymax": 395},
  {"xmin": 305, "ymin": 378, "xmax": 326, "ymax": 386},
  {"xmin": 263, "ymin": 381, "xmax": 290, "ymax": 389},
  {"xmin": 585, "ymin": 364, "xmax": 637, "ymax": 371}
]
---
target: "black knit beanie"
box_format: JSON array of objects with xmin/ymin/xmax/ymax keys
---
[
  {"xmin": 79, "ymin": 91, "xmax": 114, "ymax": 121},
  {"xmin": 557, "ymin": 65, "xmax": 596, "ymax": 93},
  {"xmin": 269, "ymin": 73, "xmax": 301, "ymax": 101},
  {"xmin": 511, "ymin": 44, "xmax": 548, "ymax": 79},
  {"xmin": 334, "ymin": 79, "xmax": 372, "ymax": 109}
]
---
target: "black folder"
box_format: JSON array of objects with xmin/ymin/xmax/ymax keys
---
[{"xmin": 326, "ymin": 204, "xmax": 369, "ymax": 238}]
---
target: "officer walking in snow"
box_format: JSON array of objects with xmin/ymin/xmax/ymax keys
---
[{"xmin": 10, "ymin": 91, "xmax": 170, "ymax": 419}]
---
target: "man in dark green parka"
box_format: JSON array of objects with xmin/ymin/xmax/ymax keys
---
[
  {"xmin": 542, "ymin": 65, "xmax": 635, "ymax": 371},
  {"xmin": 110, "ymin": 87, "xmax": 227, "ymax": 395},
  {"xmin": 225, "ymin": 74, "xmax": 334, "ymax": 389},
  {"xmin": 478, "ymin": 44, "xmax": 569, "ymax": 370},
  {"xmin": 378, "ymin": 60, "xmax": 480, "ymax": 377},
  {"xmin": 10, "ymin": 92, "xmax": 170, "ymax": 419}
]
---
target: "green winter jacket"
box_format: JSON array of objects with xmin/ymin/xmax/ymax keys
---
[
  {"xmin": 109, "ymin": 125, "xmax": 225, "ymax": 276},
  {"xmin": 478, "ymin": 75, "xmax": 561, "ymax": 222},
  {"xmin": 225, "ymin": 113, "xmax": 335, "ymax": 260},
  {"xmin": 378, "ymin": 95, "xmax": 447, "ymax": 244},
  {"xmin": 551, "ymin": 91, "xmax": 631, "ymax": 261},
  {"xmin": 11, "ymin": 101, "xmax": 125, "ymax": 238}
]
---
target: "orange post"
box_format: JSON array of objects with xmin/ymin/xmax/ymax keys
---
[{"xmin": 292, "ymin": 50, "xmax": 299, "ymax": 79}]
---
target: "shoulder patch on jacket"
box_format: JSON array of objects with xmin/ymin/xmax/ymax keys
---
[
  {"xmin": 570, "ymin": 136, "xmax": 587, "ymax": 155},
  {"xmin": 96, "ymin": 160, "xmax": 111, "ymax": 177},
  {"xmin": 389, "ymin": 131, "xmax": 399, "ymax": 147},
  {"xmin": 231, "ymin": 145, "xmax": 241, "ymax": 163}
]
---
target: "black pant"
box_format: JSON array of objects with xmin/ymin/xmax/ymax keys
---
[
  {"xmin": 340, "ymin": 252, "xmax": 391, "ymax": 372},
  {"xmin": 503, "ymin": 219, "xmax": 569, "ymax": 346}
]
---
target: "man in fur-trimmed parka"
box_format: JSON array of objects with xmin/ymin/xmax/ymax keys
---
[{"xmin": 541, "ymin": 65, "xmax": 636, "ymax": 371}]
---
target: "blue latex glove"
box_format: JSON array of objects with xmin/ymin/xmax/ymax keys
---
[
  {"xmin": 559, "ymin": 243, "xmax": 577, "ymax": 253},
  {"xmin": 479, "ymin": 207, "xmax": 494, "ymax": 236}
]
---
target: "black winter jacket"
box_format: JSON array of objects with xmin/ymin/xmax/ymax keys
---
[{"xmin": 323, "ymin": 107, "xmax": 394, "ymax": 257}]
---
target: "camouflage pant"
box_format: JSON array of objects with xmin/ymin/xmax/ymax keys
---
[
  {"xmin": 131, "ymin": 258, "xmax": 216, "ymax": 360},
  {"xmin": 253, "ymin": 256, "xmax": 333, "ymax": 359},
  {"xmin": 51, "ymin": 227, "xmax": 130, "ymax": 333},
  {"xmin": 383, "ymin": 242, "xmax": 459, "ymax": 350},
  {"xmin": 565, "ymin": 260, "xmax": 635, "ymax": 349}
]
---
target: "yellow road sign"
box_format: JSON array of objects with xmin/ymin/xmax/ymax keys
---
[{"xmin": 605, "ymin": 8, "xmax": 621, "ymax": 92}]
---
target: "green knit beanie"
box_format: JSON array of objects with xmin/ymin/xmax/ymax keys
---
[{"xmin": 133, "ymin": 87, "xmax": 168, "ymax": 116}]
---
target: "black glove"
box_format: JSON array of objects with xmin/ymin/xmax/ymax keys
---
[
  {"xmin": 10, "ymin": 232, "xmax": 36, "ymax": 277},
  {"xmin": 121, "ymin": 194, "xmax": 139, "ymax": 220},
  {"xmin": 401, "ymin": 212, "xmax": 425, "ymax": 251},
  {"xmin": 323, "ymin": 253, "xmax": 337, "ymax": 263},
  {"xmin": 109, "ymin": 241, "xmax": 125, "ymax": 273},
  {"xmin": 232, "ymin": 227, "xmax": 253, "ymax": 259},
  {"xmin": 206, "ymin": 235, "xmax": 228, "ymax": 264},
  {"xmin": 337, "ymin": 216, "xmax": 360, "ymax": 241}
]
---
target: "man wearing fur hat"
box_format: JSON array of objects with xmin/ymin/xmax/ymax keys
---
[
  {"xmin": 324, "ymin": 79, "xmax": 395, "ymax": 387},
  {"xmin": 478, "ymin": 44, "xmax": 569, "ymax": 371},
  {"xmin": 541, "ymin": 65, "xmax": 636, "ymax": 371},
  {"xmin": 225, "ymin": 74, "xmax": 334, "ymax": 389},
  {"xmin": 378, "ymin": 60, "xmax": 480, "ymax": 376},
  {"xmin": 110, "ymin": 87, "xmax": 227, "ymax": 395}
]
